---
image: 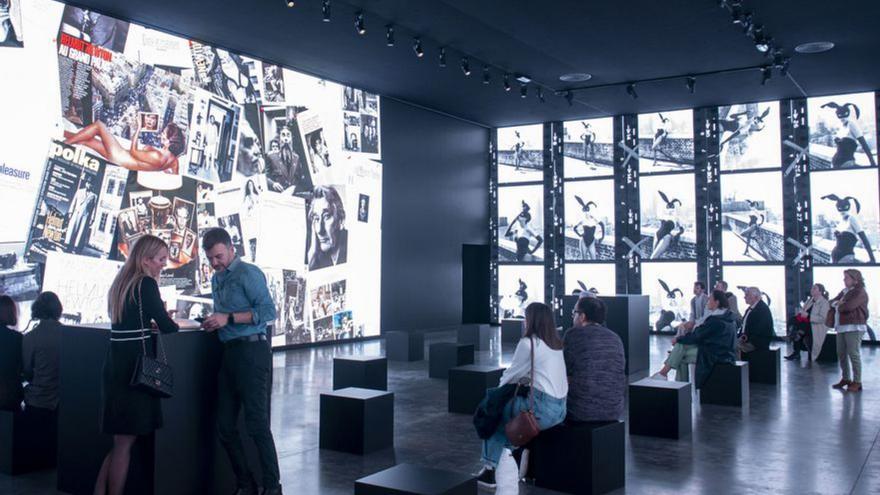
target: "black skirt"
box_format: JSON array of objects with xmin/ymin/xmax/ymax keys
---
[{"xmin": 101, "ymin": 338, "xmax": 162, "ymax": 435}]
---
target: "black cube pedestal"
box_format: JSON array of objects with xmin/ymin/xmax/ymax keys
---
[
  {"xmin": 500, "ymin": 319, "xmax": 522, "ymax": 344},
  {"xmin": 385, "ymin": 331, "xmax": 424, "ymax": 362},
  {"xmin": 527, "ymin": 421, "xmax": 625, "ymax": 495},
  {"xmin": 319, "ymin": 387, "xmax": 394, "ymax": 455},
  {"xmin": 355, "ymin": 463, "xmax": 477, "ymax": 495},
  {"xmin": 629, "ymin": 378, "xmax": 692, "ymax": 439},
  {"xmin": 457, "ymin": 324, "xmax": 492, "ymax": 351},
  {"xmin": 448, "ymin": 365, "xmax": 504, "ymax": 414},
  {"xmin": 333, "ymin": 355, "xmax": 388, "ymax": 391},
  {"xmin": 817, "ymin": 332, "xmax": 838, "ymax": 363},
  {"xmin": 0, "ymin": 410, "xmax": 57, "ymax": 475},
  {"xmin": 428, "ymin": 343, "xmax": 475, "ymax": 379},
  {"xmin": 743, "ymin": 348, "xmax": 781, "ymax": 385},
  {"xmin": 700, "ymin": 361, "xmax": 749, "ymax": 407}
]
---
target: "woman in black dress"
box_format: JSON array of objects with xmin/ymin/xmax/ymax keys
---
[{"xmin": 94, "ymin": 235, "xmax": 178, "ymax": 495}]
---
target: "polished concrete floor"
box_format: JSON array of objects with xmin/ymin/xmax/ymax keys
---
[{"xmin": 2, "ymin": 331, "xmax": 880, "ymax": 494}]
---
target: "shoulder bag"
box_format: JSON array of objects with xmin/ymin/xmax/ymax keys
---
[
  {"xmin": 505, "ymin": 336, "xmax": 540, "ymax": 447},
  {"xmin": 130, "ymin": 280, "xmax": 174, "ymax": 398}
]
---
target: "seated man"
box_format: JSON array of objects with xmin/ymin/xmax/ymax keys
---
[
  {"xmin": 653, "ymin": 290, "xmax": 737, "ymax": 388},
  {"xmin": 738, "ymin": 286, "xmax": 774, "ymax": 358},
  {"xmin": 563, "ymin": 297, "xmax": 625, "ymax": 423}
]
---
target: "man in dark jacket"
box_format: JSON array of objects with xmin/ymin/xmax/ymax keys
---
[
  {"xmin": 738, "ymin": 286, "xmax": 774, "ymax": 358},
  {"xmin": 675, "ymin": 290, "xmax": 738, "ymax": 388}
]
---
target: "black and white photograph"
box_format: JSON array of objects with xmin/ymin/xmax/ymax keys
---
[
  {"xmin": 332, "ymin": 310, "xmax": 355, "ymax": 340},
  {"xmin": 189, "ymin": 42, "xmax": 259, "ymax": 104},
  {"xmin": 59, "ymin": 5, "xmax": 130, "ymax": 52},
  {"xmin": 217, "ymin": 213, "xmax": 244, "ymax": 257},
  {"xmin": 813, "ymin": 266, "xmax": 880, "ymax": 342},
  {"xmin": 722, "ymin": 264, "xmax": 787, "ymax": 335},
  {"xmin": 0, "ymin": 241, "xmax": 40, "ymax": 302},
  {"xmin": 497, "ymin": 124, "xmax": 543, "ymax": 184},
  {"xmin": 497, "ymin": 184, "xmax": 544, "ymax": 262},
  {"xmin": 641, "ymin": 262, "xmax": 697, "ymax": 333},
  {"xmin": 283, "ymin": 270, "xmax": 309, "ymax": 345},
  {"xmin": 564, "ymin": 179, "xmax": 615, "ymax": 260},
  {"xmin": 718, "ymin": 101, "xmax": 781, "ymax": 171},
  {"xmin": 357, "ymin": 193, "xmax": 369, "ymax": 223},
  {"xmin": 639, "ymin": 173, "xmax": 696, "ymax": 260},
  {"xmin": 306, "ymin": 185, "xmax": 348, "ymax": 271},
  {"xmin": 810, "ymin": 169, "xmax": 880, "ymax": 264},
  {"xmin": 261, "ymin": 105, "xmax": 314, "ymax": 196},
  {"xmin": 360, "ymin": 114, "xmax": 379, "ymax": 154},
  {"xmin": 187, "ymin": 89, "xmax": 242, "ymax": 183},
  {"xmin": 638, "ymin": 109, "xmax": 694, "ymax": 173},
  {"xmin": 563, "ymin": 117, "xmax": 614, "ymax": 178},
  {"xmin": 0, "ymin": 0, "xmax": 23, "ymax": 48},
  {"xmin": 174, "ymin": 295, "xmax": 213, "ymax": 321},
  {"xmin": 808, "ymin": 91, "xmax": 877, "ymax": 169},
  {"xmin": 262, "ymin": 63, "xmax": 286, "ymax": 103},
  {"xmin": 565, "ymin": 263, "xmax": 616, "ymax": 298},
  {"xmin": 497, "ymin": 264, "xmax": 544, "ymax": 320},
  {"xmin": 296, "ymin": 110, "xmax": 332, "ymax": 177},
  {"xmin": 341, "ymin": 86, "xmax": 381, "ymax": 156},
  {"xmin": 721, "ymin": 171, "xmax": 784, "ymax": 262},
  {"xmin": 236, "ymin": 104, "xmax": 266, "ymax": 178}
]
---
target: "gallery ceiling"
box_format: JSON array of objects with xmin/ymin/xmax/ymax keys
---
[{"xmin": 69, "ymin": 0, "xmax": 880, "ymax": 127}]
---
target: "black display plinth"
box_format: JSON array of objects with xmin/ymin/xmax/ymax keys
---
[
  {"xmin": 817, "ymin": 332, "xmax": 838, "ymax": 363},
  {"xmin": 500, "ymin": 319, "xmax": 522, "ymax": 344},
  {"xmin": 700, "ymin": 361, "xmax": 749, "ymax": 407},
  {"xmin": 355, "ymin": 463, "xmax": 477, "ymax": 495},
  {"xmin": 457, "ymin": 324, "xmax": 492, "ymax": 351},
  {"xmin": 629, "ymin": 378, "xmax": 692, "ymax": 439},
  {"xmin": 333, "ymin": 355, "xmax": 388, "ymax": 391},
  {"xmin": 385, "ymin": 331, "xmax": 424, "ymax": 362},
  {"xmin": 428, "ymin": 343, "xmax": 474, "ymax": 379},
  {"xmin": 527, "ymin": 420, "xmax": 625, "ymax": 495},
  {"xmin": 58, "ymin": 325, "xmax": 266, "ymax": 495},
  {"xmin": 448, "ymin": 365, "xmax": 504, "ymax": 414},
  {"xmin": 0, "ymin": 409, "xmax": 57, "ymax": 475},
  {"xmin": 319, "ymin": 387, "xmax": 393, "ymax": 455},
  {"xmin": 743, "ymin": 348, "xmax": 781, "ymax": 385}
]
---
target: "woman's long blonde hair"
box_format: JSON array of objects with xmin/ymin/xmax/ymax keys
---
[{"xmin": 108, "ymin": 235, "xmax": 168, "ymax": 324}]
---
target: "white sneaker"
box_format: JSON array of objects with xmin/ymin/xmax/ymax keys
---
[
  {"xmin": 651, "ymin": 372, "xmax": 668, "ymax": 381},
  {"xmin": 518, "ymin": 448, "xmax": 530, "ymax": 481}
]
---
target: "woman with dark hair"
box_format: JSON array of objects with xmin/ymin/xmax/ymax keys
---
[
  {"xmin": 651, "ymin": 113, "xmax": 670, "ymax": 167},
  {"xmin": 821, "ymin": 102, "xmax": 877, "ymax": 168},
  {"xmin": 821, "ymin": 194, "xmax": 876, "ymax": 263},
  {"xmin": 243, "ymin": 178, "xmax": 260, "ymax": 213},
  {"xmin": 504, "ymin": 202, "xmax": 543, "ymax": 261},
  {"xmin": 786, "ymin": 284, "xmax": 830, "ymax": 361},
  {"xmin": 740, "ymin": 200, "xmax": 765, "ymax": 257},
  {"xmin": 572, "ymin": 195, "xmax": 605, "ymax": 260},
  {"xmin": 476, "ymin": 302, "xmax": 567, "ymax": 489},
  {"xmin": 22, "ymin": 292, "xmax": 64, "ymax": 413},
  {"xmin": 0, "ymin": 295, "xmax": 22, "ymax": 411},
  {"xmin": 64, "ymin": 119, "xmax": 185, "ymax": 173},
  {"xmin": 651, "ymin": 190, "xmax": 684, "ymax": 259},
  {"xmin": 827, "ymin": 269, "xmax": 869, "ymax": 392}
]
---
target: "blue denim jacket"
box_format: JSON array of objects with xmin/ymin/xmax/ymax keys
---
[{"xmin": 211, "ymin": 257, "xmax": 276, "ymax": 342}]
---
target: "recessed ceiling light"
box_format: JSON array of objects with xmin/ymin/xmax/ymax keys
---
[
  {"xmin": 559, "ymin": 73, "xmax": 592, "ymax": 83},
  {"xmin": 795, "ymin": 41, "xmax": 834, "ymax": 54}
]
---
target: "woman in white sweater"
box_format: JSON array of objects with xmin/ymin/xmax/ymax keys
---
[
  {"xmin": 477, "ymin": 302, "xmax": 568, "ymax": 489},
  {"xmin": 806, "ymin": 284, "xmax": 831, "ymax": 360}
]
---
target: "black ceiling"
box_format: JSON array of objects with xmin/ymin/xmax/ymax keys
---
[{"xmin": 69, "ymin": 0, "xmax": 880, "ymax": 127}]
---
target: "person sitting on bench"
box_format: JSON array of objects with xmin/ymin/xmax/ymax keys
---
[
  {"xmin": 0, "ymin": 295, "xmax": 22, "ymax": 411},
  {"xmin": 22, "ymin": 292, "xmax": 64, "ymax": 418},
  {"xmin": 738, "ymin": 287, "xmax": 774, "ymax": 359}
]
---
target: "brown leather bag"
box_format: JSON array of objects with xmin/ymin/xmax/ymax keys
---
[{"xmin": 505, "ymin": 337, "xmax": 540, "ymax": 447}]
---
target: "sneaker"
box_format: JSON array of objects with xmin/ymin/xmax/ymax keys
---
[
  {"xmin": 518, "ymin": 448, "xmax": 530, "ymax": 481},
  {"xmin": 476, "ymin": 467, "xmax": 496, "ymax": 490},
  {"xmin": 650, "ymin": 372, "xmax": 668, "ymax": 381},
  {"xmin": 784, "ymin": 352, "xmax": 799, "ymax": 361}
]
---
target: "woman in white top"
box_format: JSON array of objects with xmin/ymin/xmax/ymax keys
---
[
  {"xmin": 477, "ymin": 302, "xmax": 568, "ymax": 489},
  {"xmin": 805, "ymin": 284, "xmax": 831, "ymax": 360}
]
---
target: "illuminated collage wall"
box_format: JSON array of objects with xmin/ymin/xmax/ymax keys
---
[
  {"xmin": 491, "ymin": 91, "xmax": 880, "ymax": 340},
  {"xmin": 0, "ymin": 0, "xmax": 383, "ymax": 348}
]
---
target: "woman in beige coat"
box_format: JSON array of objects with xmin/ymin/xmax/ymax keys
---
[{"xmin": 804, "ymin": 284, "xmax": 831, "ymax": 360}]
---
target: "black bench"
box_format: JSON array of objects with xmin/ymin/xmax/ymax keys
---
[
  {"xmin": 457, "ymin": 324, "xmax": 492, "ymax": 351},
  {"xmin": 743, "ymin": 348, "xmax": 781, "ymax": 385},
  {"xmin": 319, "ymin": 387, "xmax": 393, "ymax": 454},
  {"xmin": 628, "ymin": 378, "xmax": 692, "ymax": 439},
  {"xmin": 526, "ymin": 420, "xmax": 625, "ymax": 495},
  {"xmin": 354, "ymin": 463, "xmax": 476, "ymax": 494},
  {"xmin": 428, "ymin": 343, "xmax": 474, "ymax": 379},
  {"xmin": 500, "ymin": 319, "xmax": 523, "ymax": 344},
  {"xmin": 0, "ymin": 409, "xmax": 57, "ymax": 475},
  {"xmin": 385, "ymin": 331, "xmax": 424, "ymax": 362},
  {"xmin": 448, "ymin": 365, "xmax": 504, "ymax": 414},
  {"xmin": 333, "ymin": 355, "xmax": 388, "ymax": 391},
  {"xmin": 700, "ymin": 361, "xmax": 749, "ymax": 407},
  {"xmin": 816, "ymin": 332, "xmax": 838, "ymax": 363}
]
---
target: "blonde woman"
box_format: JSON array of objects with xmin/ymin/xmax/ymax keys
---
[
  {"xmin": 806, "ymin": 284, "xmax": 831, "ymax": 361},
  {"xmin": 827, "ymin": 269, "xmax": 868, "ymax": 392},
  {"xmin": 95, "ymin": 235, "xmax": 178, "ymax": 495}
]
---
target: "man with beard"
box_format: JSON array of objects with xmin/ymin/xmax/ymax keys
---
[
  {"xmin": 266, "ymin": 125, "xmax": 310, "ymax": 194},
  {"xmin": 307, "ymin": 186, "xmax": 348, "ymax": 270}
]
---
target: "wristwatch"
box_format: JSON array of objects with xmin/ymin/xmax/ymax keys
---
[{"xmin": 227, "ymin": 313, "xmax": 235, "ymax": 326}]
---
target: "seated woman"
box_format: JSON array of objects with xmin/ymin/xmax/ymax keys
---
[
  {"xmin": 22, "ymin": 292, "xmax": 63, "ymax": 415},
  {"xmin": 651, "ymin": 290, "xmax": 737, "ymax": 388},
  {"xmin": 476, "ymin": 302, "xmax": 568, "ymax": 490},
  {"xmin": 64, "ymin": 120, "xmax": 185, "ymax": 173},
  {"xmin": 0, "ymin": 295, "xmax": 23, "ymax": 411}
]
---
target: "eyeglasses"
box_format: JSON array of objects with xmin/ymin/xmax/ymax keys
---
[{"xmin": 571, "ymin": 310, "xmax": 584, "ymax": 317}]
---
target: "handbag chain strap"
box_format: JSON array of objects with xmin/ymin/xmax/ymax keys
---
[
  {"xmin": 527, "ymin": 336, "xmax": 535, "ymax": 413},
  {"xmin": 137, "ymin": 279, "xmax": 168, "ymax": 364}
]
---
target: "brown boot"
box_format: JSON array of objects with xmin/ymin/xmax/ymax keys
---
[
  {"xmin": 846, "ymin": 382, "xmax": 862, "ymax": 392},
  {"xmin": 832, "ymin": 378, "xmax": 851, "ymax": 389}
]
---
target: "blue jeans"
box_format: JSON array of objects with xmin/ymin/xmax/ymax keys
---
[{"xmin": 481, "ymin": 389, "xmax": 567, "ymax": 467}]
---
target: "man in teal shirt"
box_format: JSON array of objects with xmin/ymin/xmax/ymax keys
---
[{"xmin": 201, "ymin": 228, "xmax": 280, "ymax": 495}]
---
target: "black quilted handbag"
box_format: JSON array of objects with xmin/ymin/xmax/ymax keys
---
[{"xmin": 130, "ymin": 281, "xmax": 174, "ymax": 398}]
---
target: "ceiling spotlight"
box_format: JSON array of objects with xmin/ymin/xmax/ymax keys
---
[
  {"xmin": 460, "ymin": 57, "xmax": 471, "ymax": 76},
  {"xmin": 795, "ymin": 41, "xmax": 834, "ymax": 54},
  {"xmin": 760, "ymin": 66, "xmax": 772, "ymax": 85},
  {"xmin": 536, "ymin": 87, "xmax": 545, "ymax": 103},
  {"xmin": 385, "ymin": 25, "xmax": 394, "ymax": 46},
  {"xmin": 482, "ymin": 65, "xmax": 490, "ymax": 84},
  {"xmin": 626, "ymin": 83, "xmax": 638, "ymax": 100},
  {"xmin": 412, "ymin": 38, "xmax": 423, "ymax": 58},
  {"xmin": 503, "ymin": 74, "xmax": 511, "ymax": 92},
  {"xmin": 439, "ymin": 47, "xmax": 447, "ymax": 67},
  {"xmin": 686, "ymin": 77, "xmax": 696, "ymax": 94},
  {"xmin": 565, "ymin": 90, "xmax": 574, "ymax": 107},
  {"xmin": 355, "ymin": 12, "xmax": 365, "ymax": 35},
  {"xmin": 286, "ymin": 0, "xmax": 295, "ymax": 7},
  {"xmin": 520, "ymin": 84, "xmax": 528, "ymax": 99},
  {"xmin": 322, "ymin": 0, "xmax": 330, "ymax": 21}
]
